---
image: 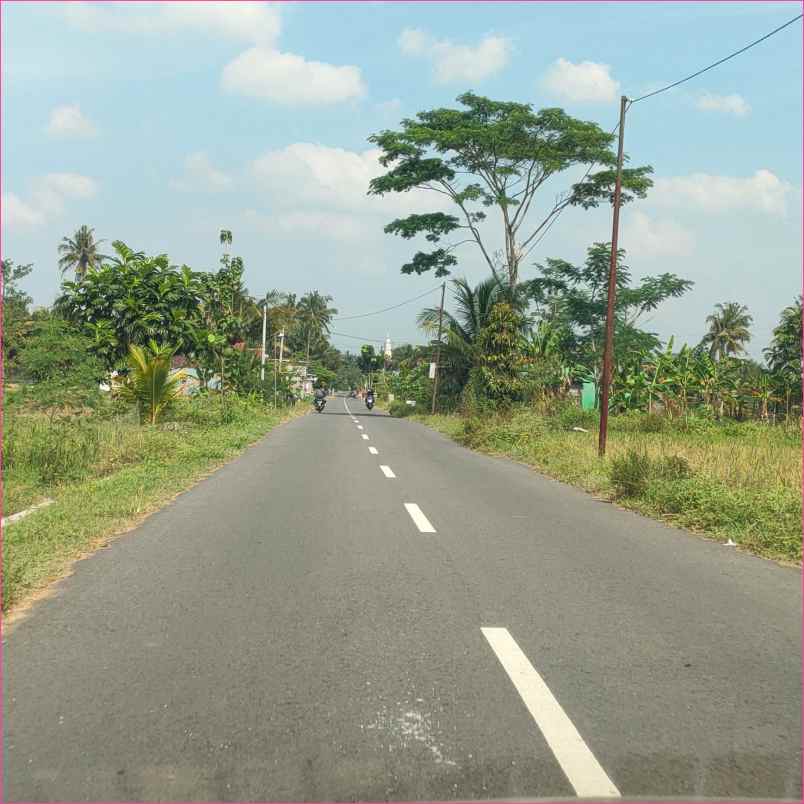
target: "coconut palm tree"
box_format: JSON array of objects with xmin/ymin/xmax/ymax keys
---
[
  {"xmin": 58, "ymin": 225, "xmax": 107, "ymax": 281},
  {"xmin": 701, "ymin": 302, "xmax": 753, "ymax": 361},
  {"xmin": 298, "ymin": 291, "xmax": 338, "ymax": 363},
  {"xmin": 418, "ymin": 276, "xmax": 508, "ymax": 347}
]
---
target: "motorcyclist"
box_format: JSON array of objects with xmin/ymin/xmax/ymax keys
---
[
  {"xmin": 365, "ymin": 387, "xmax": 375, "ymax": 409},
  {"xmin": 313, "ymin": 382, "xmax": 328, "ymax": 409}
]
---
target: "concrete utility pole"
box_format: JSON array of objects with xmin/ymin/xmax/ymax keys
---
[
  {"xmin": 260, "ymin": 301, "xmax": 268, "ymax": 382},
  {"xmin": 278, "ymin": 329, "xmax": 285, "ymax": 373},
  {"xmin": 598, "ymin": 95, "xmax": 628, "ymax": 458},
  {"xmin": 431, "ymin": 281, "xmax": 446, "ymax": 415}
]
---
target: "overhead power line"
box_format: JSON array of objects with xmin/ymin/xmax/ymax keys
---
[
  {"xmin": 329, "ymin": 329, "xmax": 387, "ymax": 344},
  {"xmin": 331, "ymin": 284, "xmax": 442, "ymax": 321},
  {"xmin": 629, "ymin": 13, "xmax": 803, "ymax": 103}
]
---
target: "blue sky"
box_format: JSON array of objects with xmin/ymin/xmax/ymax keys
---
[{"xmin": 2, "ymin": 0, "xmax": 802, "ymax": 357}]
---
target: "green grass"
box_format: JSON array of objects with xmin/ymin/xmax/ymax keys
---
[
  {"xmin": 413, "ymin": 407, "xmax": 802, "ymax": 564},
  {"xmin": 3, "ymin": 396, "xmax": 302, "ymax": 612}
]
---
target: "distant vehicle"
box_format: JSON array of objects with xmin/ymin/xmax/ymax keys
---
[
  {"xmin": 314, "ymin": 397, "xmax": 326, "ymax": 413},
  {"xmin": 365, "ymin": 390, "xmax": 375, "ymax": 410}
]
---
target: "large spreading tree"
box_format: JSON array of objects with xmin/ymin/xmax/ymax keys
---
[{"xmin": 368, "ymin": 92, "xmax": 653, "ymax": 286}]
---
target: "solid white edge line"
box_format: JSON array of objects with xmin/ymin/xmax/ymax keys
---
[
  {"xmin": 404, "ymin": 503, "xmax": 436, "ymax": 533},
  {"xmin": 380, "ymin": 465, "xmax": 396, "ymax": 478},
  {"xmin": 480, "ymin": 627, "xmax": 620, "ymax": 799},
  {"xmin": 368, "ymin": 447, "xmax": 379, "ymax": 455},
  {"xmin": 362, "ymin": 434, "xmax": 370, "ymax": 440}
]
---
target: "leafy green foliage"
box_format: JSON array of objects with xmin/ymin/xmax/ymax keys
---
[
  {"xmin": 15, "ymin": 316, "xmax": 105, "ymax": 414},
  {"xmin": 471, "ymin": 303, "xmax": 528, "ymax": 405},
  {"xmin": 57, "ymin": 242, "xmax": 203, "ymax": 370},
  {"xmin": 369, "ymin": 92, "xmax": 652, "ymax": 284},
  {"xmin": 2, "ymin": 258, "xmax": 34, "ymax": 373},
  {"xmin": 527, "ymin": 243, "xmax": 693, "ymax": 384},
  {"xmin": 119, "ymin": 342, "xmax": 184, "ymax": 425}
]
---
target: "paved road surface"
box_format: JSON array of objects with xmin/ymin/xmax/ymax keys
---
[{"xmin": 4, "ymin": 396, "xmax": 801, "ymax": 801}]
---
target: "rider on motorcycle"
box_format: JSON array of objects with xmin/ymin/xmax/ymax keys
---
[{"xmin": 313, "ymin": 382, "xmax": 328, "ymax": 410}]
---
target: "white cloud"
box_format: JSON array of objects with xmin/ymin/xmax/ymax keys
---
[
  {"xmin": 221, "ymin": 48, "xmax": 365, "ymax": 104},
  {"xmin": 398, "ymin": 28, "xmax": 510, "ymax": 83},
  {"xmin": 170, "ymin": 151, "xmax": 233, "ymax": 192},
  {"xmin": 46, "ymin": 104, "xmax": 98, "ymax": 138},
  {"xmin": 652, "ymin": 170, "xmax": 794, "ymax": 216},
  {"xmin": 63, "ymin": 1, "xmax": 280, "ymax": 45},
  {"xmin": 2, "ymin": 173, "xmax": 98, "ymax": 231},
  {"xmin": 2, "ymin": 193, "xmax": 44, "ymax": 229},
  {"xmin": 250, "ymin": 142, "xmax": 432, "ymax": 215},
  {"xmin": 623, "ymin": 212, "xmax": 695, "ymax": 258},
  {"xmin": 541, "ymin": 57, "xmax": 619, "ymax": 103},
  {"xmin": 695, "ymin": 92, "xmax": 751, "ymax": 117},
  {"xmin": 244, "ymin": 209, "xmax": 366, "ymax": 242}
]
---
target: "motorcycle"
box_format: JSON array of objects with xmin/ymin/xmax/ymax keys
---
[
  {"xmin": 314, "ymin": 397, "xmax": 326, "ymax": 413},
  {"xmin": 365, "ymin": 392, "xmax": 375, "ymax": 411}
]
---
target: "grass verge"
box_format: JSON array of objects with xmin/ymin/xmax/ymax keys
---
[
  {"xmin": 413, "ymin": 407, "xmax": 801, "ymax": 564},
  {"xmin": 3, "ymin": 397, "xmax": 303, "ymax": 612}
]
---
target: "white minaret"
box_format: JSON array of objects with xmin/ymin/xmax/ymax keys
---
[{"xmin": 383, "ymin": 334, "xmax": 392, "ymax": 363}]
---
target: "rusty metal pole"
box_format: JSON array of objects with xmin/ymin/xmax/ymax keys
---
[
  {"xmin": 598, "ymin": 95, "xmax": 628, "ymax": 458},
  {"xmin": 431, "ymin": 282, "xmax": 446, "ymax": 415}
]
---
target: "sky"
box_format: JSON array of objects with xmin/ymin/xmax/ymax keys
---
[{"xmin": 2, "ymin": 0, "xmax": 802, "ymax": 359}]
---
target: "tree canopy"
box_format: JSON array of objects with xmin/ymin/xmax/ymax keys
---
[{"xmin": 369, "ymin": 92, "xmax": 653, "ymax": 285}]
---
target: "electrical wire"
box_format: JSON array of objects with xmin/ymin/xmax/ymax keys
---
[
  {"xmin": 629, "ymin": 13, "xmax": 803, "ymax": 103},
  {"xmin": 526, "ymin": 14, "xmax": 802, "ymax": 256},
  {"xmin": 328, "ymin": 329, "xmax": 387, "ymax": 344},
  {"xmin": 331, "ymin": 284, "xmax": 443, "ymax": 321}
]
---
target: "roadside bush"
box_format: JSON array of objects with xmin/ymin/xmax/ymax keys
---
[
  {"xmin": 458, "ymin": 417, "xmax": 490, "ymax": 449},
  {"xmin": 656, "ymin": 454, "xmax": 692, "ymax": 481},
  {"xmin": 610, "ymin": 449, "xmax": 693, "ymax": 498},
  {"xmin": 610, "ymin": 449, "xmax": 652, "ymax": 497},
  {"xmin": 389, "ymin": 400, "xmax": 415, "ymax": 418}
]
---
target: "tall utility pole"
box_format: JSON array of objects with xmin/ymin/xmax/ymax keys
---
[
  {"xmin": 260, "ymin": 301, "xmax": 268, "ymax": 382},
  {"xmin": 278, "ymin": 329, "xmax": 285, "ymax": 372},
  {"xmin": 598, "ymin": 95, "xmax": 628, "ymax": 458},
  {"xmin": 273, "ymin": 333, "xmax": 279, "ymax": 408},
  {"xmin": 431, "ymin": 281, "xmax": 446, "ymax": 415}
]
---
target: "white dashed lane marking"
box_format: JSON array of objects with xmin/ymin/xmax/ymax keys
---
[
  {"xmin": 481, "ymin": 627, "xmax": 620, "ymax": 799},
  {"xmin": 380, "ymin": 465, "xmax": 396, "ymax": 478},
  {"xmin": 368, "ymin": 447, "xmax": 379, "ymax": 455},
  {"xmin": 404, "ymin": 503, "xmax": 436, "ymax": 533}
]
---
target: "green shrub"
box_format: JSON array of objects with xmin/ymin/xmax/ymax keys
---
[
  {"xmin": 656, "ymin": 454, "xmax": 692, "ymax": 481},
  {"xmin": 610, "ymin": 449, "xmax": 652, "ymax": 497},
  {"xmin": 389, "ymin": 400, "xmax": 415, "ymax": 417},
  {"xmin": 458, "ymin": 417, "xmax": 490, "ymax": 448}
]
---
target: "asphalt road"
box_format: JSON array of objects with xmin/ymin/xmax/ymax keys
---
[{"xmin": 4, "ymin": 395, "xmax": 801, "ymax": 801}]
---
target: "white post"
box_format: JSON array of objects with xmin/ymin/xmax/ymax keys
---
[
  {"xmin": 260, "ymin": 302, "xmax": 268, "ymax": 382},
  {"xmin": 278, "ymin": 329, "xmax": 285, "ymax": 372}
]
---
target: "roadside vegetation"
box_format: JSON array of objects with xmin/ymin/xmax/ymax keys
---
[
  {"xmin": 365, "ymin": 92, "xmax": 802, "ymax": 563},
  {"xmin": 2, "ymin": 230, "xmax": 357, "ymax": 611}
]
